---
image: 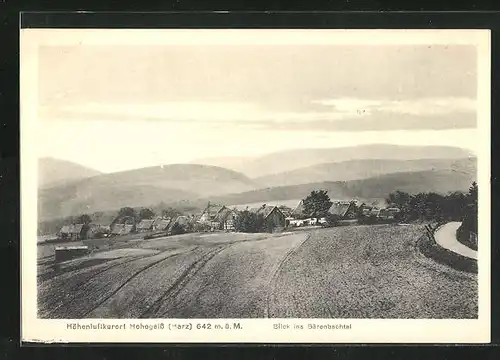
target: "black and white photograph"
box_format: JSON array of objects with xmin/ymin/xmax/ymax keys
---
[{"xmin": 21, "ymin": 28, "xmax": 490, "ymax": 343}]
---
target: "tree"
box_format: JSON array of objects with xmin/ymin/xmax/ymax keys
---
[
  {"xmin": 139, "ymin": 207, "xmax": 155, "ymax": 220},
  {"xmin": 464, "ymin": 181, "xmax": 478, "ymax": 234},
  {"xmin": 468, "ymin": 181, "xmax": 478, "ymax": 206},
  {"xmin": 303, "ymin": 190, "xmax": 333, "ymax": 219},
  {"xmin": 75, "ymin": 214, "xmax": 92, "ymax": 225},
  {"xmin": 162, "ymin": 207, "xmax": 183, "ymax": 219},
  {"xmin": 425, "ymin": 192, "xmax": 444, "ymax": 221},
  {"xmin": 234, "ymin": 211, "xmax": 265, "ymax": 233},
  {"xmin": 118, "ymin": 207, "xmax": 137, "ymax": 220},
  {"xmin": 92, "ymin": 211, "xmax": 104, "ymax": 222},
  {"xmin": 324, "ymin": 213, "xmax": 341, "ymax": 227},
  {"xmin": 443, "ymin": 192, "xmax": 467, "ymax": 221},
  {"xmin": 386, "ymin": 191, "xmax": 411, "ymax": 209}
]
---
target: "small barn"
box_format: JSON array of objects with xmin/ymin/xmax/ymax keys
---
[
  {"xmin": 59, "ymin": 224, "xmax": 88, "ymax": 241},
  {"xmin": 328, "ymin": 201, "xmax": 357, "ymax": 219},
  {"xmin": 136, "ymin": 219, "xmax": 155, "ymax": 232},
  {"xmin": 250, "ymin": 205, "xmax": 287, "ymax": 233}
]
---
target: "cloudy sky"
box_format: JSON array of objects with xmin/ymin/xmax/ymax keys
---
[{"xmin": 37, "ymin": 42, "xmax": 478, "ymax": 173}]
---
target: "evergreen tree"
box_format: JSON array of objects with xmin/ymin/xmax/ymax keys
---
[{"xmin": 303, "ymin": 190, "xmax": 333, "ymax": 219}]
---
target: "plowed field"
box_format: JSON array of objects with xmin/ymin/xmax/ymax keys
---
[{"xmin": 38, "ymin": 225, "xmax": 477, "ymax": 319}]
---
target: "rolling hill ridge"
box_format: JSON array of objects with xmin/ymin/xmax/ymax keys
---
[
  {"xmin": 254, "ymin": 157, "xmax": 476, "ymax": 188},
  {"xmin": 168, "ymin": 168, "xmax": 477, "ymax": 211},
  {"xmin": 37, "ymin": 146, "xmax": 477, "ymax": 222},
  {"xmin": 38, "ymin": 164, "xmax": 258, "ymax": 221},
  {"xmin": 38, "ymin": 157, "xmax": 102, "ymax": 188},
  {"xmin": 192, "ymin": 144, "xmax": 474, "ymax": 178}
]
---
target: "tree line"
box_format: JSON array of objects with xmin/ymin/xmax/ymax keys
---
[{"xmin": 384, "ymin": 182, "xmax": 478, "ymax": 225}]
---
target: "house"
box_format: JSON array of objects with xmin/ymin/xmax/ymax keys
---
[
  {"xmin": 152, "ymin": 217, "xmax": 172, "ymax": 232},
  {"xmin": 250, "ymin": 205, "xmax": 287, "ymax": 233},
  {"xmin": 59, "ymin": 224, "xmax": 88, "ymax": 241},
  {"xmin": 278, "ymin": 206, "xmax": 293, "ymax": 218},
  {"xmin": 199, "ymin": 203, "xmax": 226, "ymax": 224},
  {"xmin": 110, "ymin": 223, "xmax": 135, "ymax": 236},
  {"xmin": 362, "ymin": 207, "xmax": 373, "ymax": 216},
  {"xmin": 328, "ymin": 201, "xmax": 357, "ymax": 219},
  {"xmin": 87, "ymin": 224, "xmax": 111, "ymax": 238},
  {"xmin": 291, "ymin": 200, "xmax": 305, "ymax": 218},
  {"xmin": 109, "ymin": 215, "xmax": 136, "ymax": 236},
  {"xmin": 136, "ymin": 219, "xmax": 155, "ymax": 232},
  {"xmin": 212, "ymin": 208, "xmax": 239, "ymax": 231},
  {"xmin": 167, "ymin": 215, "xmax": 191, "ymax": 234}
]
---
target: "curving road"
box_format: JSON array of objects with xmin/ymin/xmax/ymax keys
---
[
  {"xmin": 434, "ymin": 222, "xmax": 478, "ymax": 260},
  {"xmin": 38, "ymin": 224, "xmax": 478, "ymax": 319}
]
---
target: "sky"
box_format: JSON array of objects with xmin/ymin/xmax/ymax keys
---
[{"xmin": 36, "ymin": 41, "xmax": 479, "ymax": 173}]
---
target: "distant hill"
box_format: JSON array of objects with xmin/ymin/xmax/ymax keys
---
[
  {"xmin": 38, "ymin": 157, "xmax": 101, "ymax": 188},
  {"xmin": 174, "ymin": 168, "xmax": 477, "ymax": 210},
  {"xmin": 38, "ymin": 164, "xmax": 258, "ymax": 221},
  {"xmin": 255, "ymin": 157, "xmax": 477, "ymax": 188},
  {"xmin": 192, "ymin": 144, "xmax": 474, "ymax": 178}
]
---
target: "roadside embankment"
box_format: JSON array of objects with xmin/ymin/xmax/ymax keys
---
[{"xmin": 417, "ymin": 222, "xmax": 477, "ymax": 274}]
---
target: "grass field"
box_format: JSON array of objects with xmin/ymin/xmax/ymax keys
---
[{"xmin": 37, "ymin": 224, "xmax": 477, "ymax": 319}]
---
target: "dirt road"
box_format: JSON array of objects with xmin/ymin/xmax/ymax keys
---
[{"xmin": 38, "ymin": 225, "xmax": 477, "ymax": 319}]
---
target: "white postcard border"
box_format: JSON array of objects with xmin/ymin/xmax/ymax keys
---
[{"xmin": 21, "ymin": 28, "xmax": 491, "ymax": 344}]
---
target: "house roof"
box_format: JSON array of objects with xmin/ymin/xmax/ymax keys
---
[
  {"xmin": 60, "ymin": 225, "xmax": 72, "ymax": 234},
  {"xmin": 291, "ymin": 200, "xmax": 304, "ymax": 215},
  {"xmin": 90, "ymin": 224, "xmax": 111, "ymax": 231},
  {"xmin": 378, "ymin": 209, "xmax": 394, "ymax": 217},
  {"xmin": 136, "ymin": 219, "xmax": 155, "ymax": 230},
  {"xmin": 378, "ymin": 208, "xmax": 400, "ymax": 217},
  {"xmin": 111, "ymin": 224, "xmax": 134, "ymax": 235},
  {"xmin": 166, "ymin": 216, "xmax": 190, "ymax": 231},
  {"xmin": 201, "ymin": 204, "xmax": 226, "ymax": 217},
  {"xmin": 280, "ymin": 209, "xmax": 292, "ymax": 217},
  {"xmin": 328, "ymin": 201, "xmax": 354, "ymax": 217},
  {"xmin": 214, "ymin": 208, "xmax": 238, "ymax": 222},
  {"xmin": 60, "ymin": 224, "xmax": 85, "ymax": 234},
  {"xmin": 169, "ymin": 215, "xmax": 190, "ymax": 228},
  {"xmin": 249, "ymin": 205, "xmax": 282, "ymax": 219},
  {"xmin": 155, "ymin": 218, "xmax": 172, "ymax": 231}
]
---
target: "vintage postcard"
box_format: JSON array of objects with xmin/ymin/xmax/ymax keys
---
[{"xmin": 21, "ymin": 28, "xmax": 491, "ymax": 343}]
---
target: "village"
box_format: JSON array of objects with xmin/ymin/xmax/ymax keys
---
[{"xmin": 45, "ymin": 197, "xmax": 402, "ymax": 244}]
